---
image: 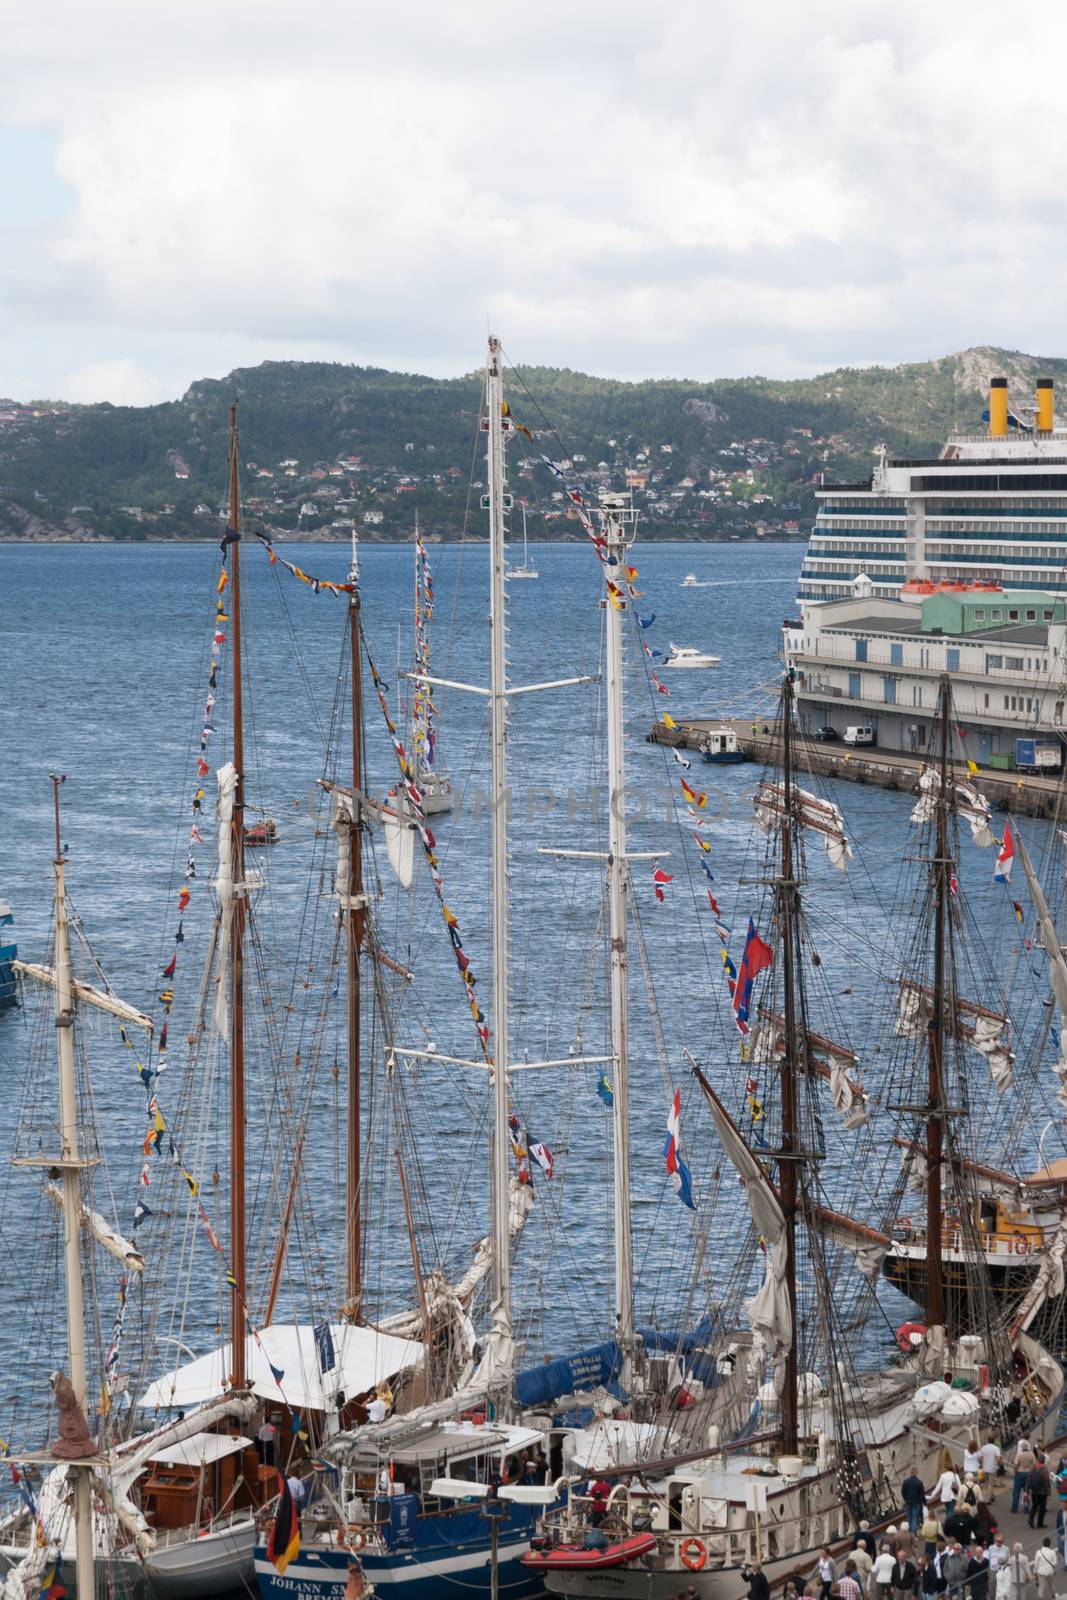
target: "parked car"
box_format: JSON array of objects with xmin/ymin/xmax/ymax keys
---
[
  {"xmin": 843, "ymin": 725, "xmax": 875, "ymax": 746},
  {"xmin": 812, "ymin": 726, "xmax": 839, "ymax": 741}
]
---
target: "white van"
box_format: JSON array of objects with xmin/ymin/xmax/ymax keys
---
[{"xmin": 843, "ymin": 725, "xmax": 874, "ymax": 746}]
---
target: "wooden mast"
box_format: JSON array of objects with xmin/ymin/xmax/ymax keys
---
[
  {"xmin": 925, "ymin": 679, "xmax": 950, "ymax": 1330},
  {"xmin": 227, "ymin": 403, "xmax": 248, "ymax": 1389},
  {"xmin": 777, "ymin": 673, "xmax": 800, "ymax": 1454},
  {"xmin": 346, "ymin": 531, "xmax": 365, "ymax": 1317}
]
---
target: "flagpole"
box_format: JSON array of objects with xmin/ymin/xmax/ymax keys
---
[{"xmin": 603, "ymin": 497, "xmax": 638, "ymax": 1388}]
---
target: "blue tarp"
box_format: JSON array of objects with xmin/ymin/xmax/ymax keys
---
[{"xmin": 513, "ymin": 1319, "xmax": 720, "ymax": 1409}]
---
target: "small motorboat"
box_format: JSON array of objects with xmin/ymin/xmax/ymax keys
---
[
  {"xmin": 700, "ymin": 727, "xmax": 744, "ymax": 764},
  {"xmin": 523, "ymin": 1533, "xmax": 658, "ymax": 1573},
  {"xmin": 663, "ymin": 643, "xmax": 721, "ymax": 669},
  {"xmin": 680, "ymin": 573, "xmax": 702, "ymax": 587},
  {"xmin": 243, "ymin": 818, "xmax": 278, "ymax": 847}
]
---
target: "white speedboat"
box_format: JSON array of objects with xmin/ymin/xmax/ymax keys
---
[
  {"xmin": 663, "ymin": 643, "xmax": 720, "ymax": 669},
  {"xmin": 680, "ymin": 573, "xmax": 702, "ymax": 587}
]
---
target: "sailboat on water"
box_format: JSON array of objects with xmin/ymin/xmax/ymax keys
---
[
  {"xmin": 526, "ymin": 675, "xmax": 1067, "ymax": 1599},
  {"xmin": 508, "ymin": 502, "xmax": 539, "ymax": 580}
]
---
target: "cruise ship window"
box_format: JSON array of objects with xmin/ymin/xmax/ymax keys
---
[
  {"xmin": 1008, "ymin": 610, "xmax": 1020, "ymax": 622},
  {"xmin": 991, "ymin": 610, "xmax": 1002, "ymax": 621}
]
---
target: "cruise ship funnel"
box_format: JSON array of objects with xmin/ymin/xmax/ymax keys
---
[
  {"xmin": 989, "ymin": 376, "xmax": 1008, "ymax": 437},
  {"xmin": 1037, "ymin": 377, "xmax": 1054, "ymax": 434}
]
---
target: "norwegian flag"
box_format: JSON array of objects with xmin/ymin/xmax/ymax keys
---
[{"xmin": 653, "ymin": 866, "xmax": 673, "ymax": 902}]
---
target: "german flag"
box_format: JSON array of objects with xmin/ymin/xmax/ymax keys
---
[{"xmin": 267, "ymin": 1471, "xmax": 300, "ymax": 1574}]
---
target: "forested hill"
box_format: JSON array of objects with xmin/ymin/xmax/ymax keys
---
[{"xmin": 2, "ymin": 344, "xmax": 1064, "ymax": 542}]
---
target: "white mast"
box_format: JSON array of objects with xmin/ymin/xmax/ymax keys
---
[
  {"xmin": 49, "ymin": 774, "xmax": 95, "ymax": 1600},
  {"xmin": 602, "ymin": 500, "xmax": 638, "ymax": 1386},
  {"xmin": 485, "ymin": 336, "xmax": 513, "ymax": 1352}
]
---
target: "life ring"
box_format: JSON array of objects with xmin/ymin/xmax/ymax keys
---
[
  {"xmin": 338, "ymin": 1525, "xmax": 365, "ymax": 1550},
  {"xmin": 1013, "ymin": 1235, "xmax": 1031, "ymax": 1256},
  {"xmin": 896, "ymin": 1321, "xmax": 927, "ymax": 1354},
  {"xmin": 680, "ymin": 1539, "xmax": 707, "ymax": 1571}
]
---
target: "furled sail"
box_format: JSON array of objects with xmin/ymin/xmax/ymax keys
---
[
  {"xmin": 749, "ymin": 1012, "xmax": 869, "ymax": 1129},
  {"xmin": 45, "ymin": 1184, "xmax": 144, "ymax": 1274},
  {"xmin": 11, "ymin": 962, "xmax": 154, "ymax": 1032},
  {"xmin": 909, "ymin": 767, "xmax": 994, "ymax": 847},
  {"xmin": 694, "ymin": 1074, "xmax": 791, "ymax": 1363},
  {"xmin": 754, "ymin": 781, "xmax": 853, "ymax": 872},
  {"xmin": 895, "ymin": 979, "xmax": 1014, "ymax": 1092},
  {"xmin": 811, "ymin": 1203, "xmax": 890, "ymax": 1281},
  {"xmin": 1010, "ymin": 1218, "xmax": 1067, "ymax": 1336}
]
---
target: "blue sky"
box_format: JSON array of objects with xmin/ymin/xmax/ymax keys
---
[{"xmin": 5, "ymin": 0, "xmax": 1067, "ymax": 404}]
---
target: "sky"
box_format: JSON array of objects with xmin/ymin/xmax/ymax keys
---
[{"xmin": 4, "ymin": 0, "xmax": 1067, "ymax": 404}]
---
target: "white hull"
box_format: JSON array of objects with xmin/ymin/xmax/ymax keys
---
[
  {"xmin": 143, "ymin": 1514, "xmax": 256, "ymax": 1598},
  {"xmin": 418, "ymin": 775, "xmax": 453, "ymax": 815},
  {"xmin": 509, "ymin": 568, "xmax": 539, "ymax": 580},
  {"xmin": 664, "ymin": 658, "xmax": 720, "ymax": 669}
]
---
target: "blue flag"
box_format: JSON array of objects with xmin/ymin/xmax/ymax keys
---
[
  {"xmin": 314, "ymin": 1321, "xmax": 336, "ymax": 1374},
  {"xmin": 597, "ymin": 1075, "xmax": 614, "ymax": 1106}
]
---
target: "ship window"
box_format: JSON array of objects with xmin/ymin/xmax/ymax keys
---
[
  {"xmin": 1008, "ymin": 609, "xmax": 1020, "ymax": 621},
  {"xmin": 991, "ymin": 609, "xmax": 1003, "ymax": 621}
]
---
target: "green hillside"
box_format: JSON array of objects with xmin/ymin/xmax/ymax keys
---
[{"xmin": 0, "ymin": 345, "xmax": 1060, "ymax": 541}]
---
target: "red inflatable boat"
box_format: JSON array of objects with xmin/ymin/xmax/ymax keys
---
[{"xmin": 524, "ymin": 1533, "xmax": 658, "ymax": 1572}]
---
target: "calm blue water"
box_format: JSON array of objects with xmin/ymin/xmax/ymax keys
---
[{"xmin": 0, "ymin": 536, "xmax": 1062, "ymax": 1433}]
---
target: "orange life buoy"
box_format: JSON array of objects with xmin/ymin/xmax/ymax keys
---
[{"xmin": 680, "ymin": 1539, "xmax": 707, "ymax": 1572}]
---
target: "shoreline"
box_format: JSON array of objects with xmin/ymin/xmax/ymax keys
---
[{"xmin": 0, "ymin": 534, "xmax": 810, "ymax": 548}]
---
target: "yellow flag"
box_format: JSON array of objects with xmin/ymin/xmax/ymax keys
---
[
  {"xmin": 662, "ymin": 713, "xmax": 677, "ymax": 729},
  {"xmin": 966, "ymin": 759, "xmax": 978, "ymax": 775}
]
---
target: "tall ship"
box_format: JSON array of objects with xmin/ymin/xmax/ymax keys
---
[{"xmin": 798, "ymin": 374, "xmax": 1067, "ymax": 606}]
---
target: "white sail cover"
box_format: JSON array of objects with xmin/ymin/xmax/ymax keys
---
[
  {"xmin": 813, "ymin": 1205, "xmax": 890, "ymax": 1282},
  {"xmin": 748, "ymin": 1018, "xmax": 868, "ymax": 1131},
  {"xmin": 139, "ymin": 1322, "xmax": 423, "ymax": 1411},
  {"xmin": 754, "ymin": 782, "xmax": 853, "ymax": 872},
  {"xmin": 46, "ymin": 1184, "xmax": 144, "ymax": 1273},
  {"xmin": 212, "ymin": 762, "xmax": 238, "ymax": 1042},
  {"xmin": 909, "ymin": 767, "xmax": 994, "ymax": 847},
  {"xmin": 383, "ymin": 801, "xmax": 415, "ymax": 890}
]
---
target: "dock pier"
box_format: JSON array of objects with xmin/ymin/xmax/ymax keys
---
[{"xmin": 649, "ymin": 717, "xmax": 1067, "ymax": 820}]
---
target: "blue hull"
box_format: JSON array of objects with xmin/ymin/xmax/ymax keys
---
[
  {"xmin": 254, "ymin": 1534, "xmax": 544, "ymax": 1600},
  {"xmin": 0, "ymin": 942, "xmax": 17, "ymax": 1008},
  {"xmin": 700, "ymin": 751, "xmax": 744, "ymax": 764}
]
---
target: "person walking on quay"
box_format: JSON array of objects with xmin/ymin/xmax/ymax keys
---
[
  {"xmin": 815, "ymin": 1547, "xmax": 836, "ymax": 1600},
  {"xmin": 742, "ymin": 1560, "xmax": 770, "ymax": 1600},
  {"xmin": 1028, "ymin": 1455, "xmax": 1052, "ymax": 1529},
  {"xmin": 966, "ymin": 1545, "xmax": 991, "ymax": 1600},
  {"xmin": 932, "ymin": 1466, "xmax": 962, "ymax": 1519},
  {"xmin": 942, "ymin": 1542, "xmax": 968, "ymax": 1600},
  {"xmin": 998, "ymin": 1544, "xmax": 1032, "ymax": 1600},
  {"xmin": 891, "ymin": 1552, "xmax": 917, "ymax": 1600},
  {"xmin": 838, "ymin": 1562, "xmax": 863, "ymax": 1600},
  {"xmin": 1011, "ymin": 1439, "xmax": 1036, "ymax": 1516},
  {"xmin": 850, "ymin": 1537, "xmax": 874, "ymax": 1594},
  {"xmin": 872, "ymin": 1544, "xmax": 896, "ymax": 1600},
  {"xmin": 1033, "ymin": 1537, "xmax": 1058, "ymax": 1600},
  {"xmin": 903, "ymin": 1472, "xmax": 928, "ymax": 1535},
  {"xmin": 979, "ymin": 1439, "xmax": 1002, "ymax": 1496}
]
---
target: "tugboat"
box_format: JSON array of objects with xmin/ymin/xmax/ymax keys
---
[{"xmin": 699, "ymin": 728, "xmax": 743, "ymax": 765}]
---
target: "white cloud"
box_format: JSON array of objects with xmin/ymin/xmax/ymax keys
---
[
  {"xmin": 61, "ymin": 358, "xmax": 166, "ymax": 405},
  {"xmin": 3, "ymin": 0, "xmax": 1067, "ymax": 399}
]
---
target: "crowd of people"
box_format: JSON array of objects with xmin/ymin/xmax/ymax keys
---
[{"xmin": 734, "ymin": 1436, "xmax": 1067, "ymax": 1600}]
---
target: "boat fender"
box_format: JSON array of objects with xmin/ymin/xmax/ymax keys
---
[
  {"xmin": 680, "ymin": 1539, "xmax": 707, "ymax": 1571},
  {"xmin": 1013, "ymin": 1235, "xmax": 1031, "ymax": 1255}
]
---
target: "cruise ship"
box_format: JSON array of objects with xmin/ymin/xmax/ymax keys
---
[
  {"xmin": 798, "ymin": 375, "xmax": 1067, "ymax": 604},
  {"xmin": 784, "ymin": 378, "xmax": 1067, "ymax": 762}
]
